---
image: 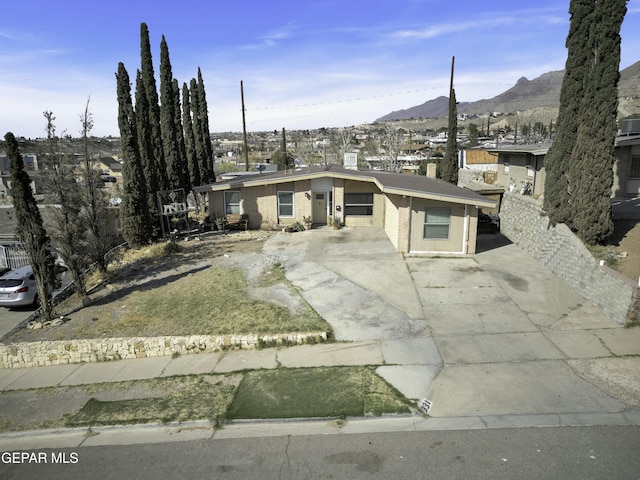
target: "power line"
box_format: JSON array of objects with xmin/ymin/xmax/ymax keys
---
[{"xmin": 247, "ymin": 83, "xmax": 524, "ymax": 111}]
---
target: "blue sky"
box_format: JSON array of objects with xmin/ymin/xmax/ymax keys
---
[{"xmin": 1, "ymin": 0, "xmax": 639, "ymax": 138}]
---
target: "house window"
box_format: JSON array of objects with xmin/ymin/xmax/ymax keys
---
[
  {"xmin": 344, "ymin": 193, "xmax": 373, "ymax": 215},
  {"xmin": 503, "ymin": 163, "xmax": 510, "ymax": 173},
  {"xmin": 224, "ymin": 191, "xmax": 241, "ymax": 215},
  {"xmin": 526, "ymin": 165, "xmax": 535, "ymax": 177},
  {"xmin": 424, "ymin": 208, "xmax": 451, "ymax": 240},
  {"xmin": 278, "ymin": 191, "xmax": 294, "ymax": 217},
  {"xmin": 631, "ymin": 156, "xmax": 640, "ymax": 179}
]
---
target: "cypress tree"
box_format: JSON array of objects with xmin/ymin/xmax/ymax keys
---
[
  {"xmin": 173, "ymin": 78, "xmax": 191, "ymax": 193},
  {"xmin": 140, "ymin": 23, "xmax": 168, "ymax": 190},
  {"xmin": 272, "ymin": 128, "xmax": 294, "ymax": 170},
  {"xmin": 197, "ymin": 68, "xmax": 215, "ymax": 183},
  {"xmin": 182, "ymin": 82, "xmax": 201, "ymax": 188},
  {"xmin": 159, "ymin": 35, "xmax": 183, "ymax": 191},
  {"xmin": 135, "ymin": 69, "xmax": 162, "ymax": 239},
  {"xmin": 441, "ymin": 88, "xmax": 459, "ymax": 184},
  {"xmin": 544, "ymin": 0, "xmax": 593, "ymax": 225},
  {"xmin": 5, "ymin": 131, "xmax": 58, "ymax": 320},
  {"xmin": 116, "ymin": 62, "xmax": 152, "ymax": 247},
  {"xmin": 569, "ymin": 0, "xmax": 627, "ymax": 244},
  {"xmin": 190, "ymin": 77, "xmax": 210, "ymax": 184}
]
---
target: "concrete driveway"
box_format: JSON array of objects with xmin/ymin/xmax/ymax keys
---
[{"xmin": 264, "ymin": 226, "xmax": 640, "ymax": 420}]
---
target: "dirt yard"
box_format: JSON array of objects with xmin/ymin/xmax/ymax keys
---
[
  {"xmin": 3, "ymin": 230, "xmax": 327, "ymax": 343},
  {"xmin": 606, "ymin": 219, "xmax": 640, "ymax": 282}
]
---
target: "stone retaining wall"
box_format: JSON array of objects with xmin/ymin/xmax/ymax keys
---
[
  {"xmin": 0, "ymin": 332, "xmax": 328, "ymax": 369},
  {"xmin": 499, "ymin": 192, "xmax": 639, "ymax": 326}
]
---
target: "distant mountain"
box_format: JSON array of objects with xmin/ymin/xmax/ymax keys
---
[
  {"xmin": 375, "ymin": 61, "xmax": 640, "ymax": 122},
  {"xmin": 376, "ymin": 96, "xmax": 470, "ymax": 122}
]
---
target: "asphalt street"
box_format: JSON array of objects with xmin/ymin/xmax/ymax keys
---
[{"xmin": 1, "ymin": 426, "xmax": 638, "ymax": 480}]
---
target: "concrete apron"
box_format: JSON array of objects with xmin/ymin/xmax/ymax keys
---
[{"xmin": 265, "ymin": 227, "xmax": 637, "ymax": 419}]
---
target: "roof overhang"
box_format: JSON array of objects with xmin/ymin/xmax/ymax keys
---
[{"xmin": 194, "ymin": 168, "xmax": 497, "ymax": 209}]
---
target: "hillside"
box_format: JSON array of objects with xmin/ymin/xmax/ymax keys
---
[{"xmin": 375, "ymin": 61, "xmax": 640, "ymax": 122}]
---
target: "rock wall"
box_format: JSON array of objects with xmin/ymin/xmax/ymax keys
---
[
  {"xmin": 0, "ymin": 332, "xmax": 328, "ymax": 369},
  {"xmin": 499, "ymin": 192, "xmax": 638, "ymax": 325}
]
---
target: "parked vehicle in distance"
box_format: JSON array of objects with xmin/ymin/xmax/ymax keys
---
[
  {"xmin": 478, "ymin": 212, "xmax": 500, "ymax": 234},
  {"xmin": 100, "ymin": 174, "xmax": 117, "ymax": 183},
  {"xmin": 0, "ymin": 264, "xmax": 68, "ymax": 308}
]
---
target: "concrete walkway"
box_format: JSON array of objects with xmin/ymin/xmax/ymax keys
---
[{"xmin": 0, "ymin": 227, "xmax": 639, "ymax": 448}]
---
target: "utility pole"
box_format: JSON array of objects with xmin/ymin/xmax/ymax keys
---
[{"xmin": 240, "ymin": 80, "xmax": 250, "ymax": 172}]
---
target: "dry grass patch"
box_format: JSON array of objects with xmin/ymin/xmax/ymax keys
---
[
  {"xmin": 4, "ymin": 232, "xmax": 330, "ymax": 342},
  {"xmin": 64, "ymin": 375, "xmax": 241, "ymax": 428}
]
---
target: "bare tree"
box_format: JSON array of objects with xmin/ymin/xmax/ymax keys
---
[
  {"xmin": 379, "ymin": 127, "xmax": 406, "ymax": 172},
  {"xmin": 42, "ymin": 111, "xmax": 90, "ymax": 296},
  {"xmin": 79, "ymin": 97, "xmax": 112, "ymax": 273}
]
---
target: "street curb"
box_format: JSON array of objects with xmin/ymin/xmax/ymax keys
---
[{"xmin": 1, "ymin": 410, "xmax": 639, "ymax": 450}]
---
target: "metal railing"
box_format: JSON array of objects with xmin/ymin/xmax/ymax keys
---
[{"xmin": 0, "ymin": 243, "xmax": 29, "ymax": 270}]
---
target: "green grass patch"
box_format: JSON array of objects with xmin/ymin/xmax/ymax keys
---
[{"xmin": 226, "ymin": 366, "xmax": 413, "ymax": 419}]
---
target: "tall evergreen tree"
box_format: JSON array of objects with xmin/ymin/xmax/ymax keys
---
[
  {"xmin": 140, "ymin": 23, "xmax": 168, "ymax": 190},
  {"xmin": 159, "ymin": 35, "xmax": 184, "ymax": 191},
  {"xmin": 116, "ymin": 62, "xmax": 153, "ymax": 247},
  {"xmin": 5, "ymin": 131, "xmax": 58, "ymax": 320},
  {"xmin": 272, "ymin": 128, "xmax": 295, "ymax": 170},
  {"xmin": 441, "ymin": 88, "xmax": 459, "ymax": 184},
  {"xmin": 190, "ymin": 77, "xmax": 211, "ymax": 184},
  {"xmin": 197, "ymin": 68, "xmax": 215, "ymax": 183},
  {"xmin": 182, "ymin": 82, "xmax": 201, "ymax": 188},
  {"xmin": 544, "ymin": 0, "xmax": 593, "ymax": 225},
  {"xmin": 135, "ymin": 69, "xmax": 162, "ymax": 239},
  {"xmin": 173, "ymin": 78, "xmax": 191, "ymax": 193},
  {"xmin": 569, "ymin": 0, "xmax": 627, "ymax": 244}
]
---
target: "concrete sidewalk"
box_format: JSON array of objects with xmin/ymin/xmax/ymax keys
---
[{"xmin": 1, "ymin": 227, "xmax": 639, "ymax": 448}]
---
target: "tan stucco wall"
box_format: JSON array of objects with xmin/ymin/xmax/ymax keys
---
[
  {"xmin": 409, "ymin": 198, "xmax": 467, "ymax": 254},
  {"xmin": 383, "ymin": 194, "xmax": 402, "ymax": 250},
  {"xmin": 382, "ymin": 194, "xmax": 411, "ymax": 253},
  {"xmin": 206, "ymin": 178, "xmax": 480, "ymax": 255},
  {"xmin": 208, "ymin": 180, "xmax": 315, "ymax": 229},
  {"xmin": 343, "ymin": 179, "xmax": 384, "ymax": 227}
]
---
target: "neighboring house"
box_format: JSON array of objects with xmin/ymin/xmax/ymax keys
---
[
  {"xmin": 484, "ymin": 132, "xmax": 640, "ymax": 198},
  {"xmin": 487, "ymin": 143, "xmax": 551, "ymax": 197},
  {"xmin": 0, "ymin": 153, "xmax": 39, "ymax": 172},
  {"xmin": 613, "ymin": 134, "xmax": 640, "ymax": 197},
  {"xmin": 195, "ymin": 165, "xmax": 496, "ymax": 255},
  {"xmin": 462, "ymin": 147, "xmax": 499, "ymax": 173},
  {"xmin": 94, "ymin": 157, "xmax": 123, "ymax": 179}
]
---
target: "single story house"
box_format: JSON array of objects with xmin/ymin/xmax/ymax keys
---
[{"xmin": 194, "ymin": 165, "xmax": 496, "ymax": 255}]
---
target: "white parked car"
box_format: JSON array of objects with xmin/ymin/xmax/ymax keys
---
[{"xmin": 0, "ymin": 264, "xmax": 68, "ymax": 308}]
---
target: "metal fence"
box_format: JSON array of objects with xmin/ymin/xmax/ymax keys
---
[{"xmin": 0, "ymin": 243, "xmax": 30, "ymax": 270}]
